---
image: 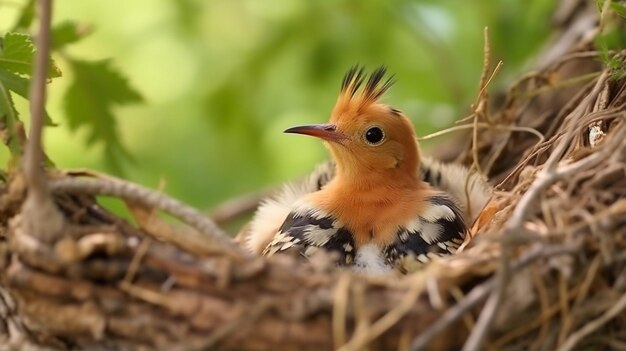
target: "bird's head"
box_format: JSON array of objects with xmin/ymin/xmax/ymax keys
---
[{"xmin": 285, "ymin": 66, "xmax": 421, "ymax": 185}]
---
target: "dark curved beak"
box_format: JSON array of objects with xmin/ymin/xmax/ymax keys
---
[{"xmin": 284, "ymin": 124, "xmax": 348, "ymax": 144}]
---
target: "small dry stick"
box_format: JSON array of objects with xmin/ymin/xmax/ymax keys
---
[
  {"xmin": 418, "ymin": 123, "xmax": 544, "ymax": 142},
  {"xmin": 468, "ymin": 27, "xmax": 504, "ymax": 181},
  {"xmin": 122, "ymin": 237, "xmax": 152, "ymax": 284},
  {"xmin": 556, "ymin": 272, "xmax": 571, "ymax": 346},
  {"xmin": 458, "ymin": 30, "xmax": 504, "ymax": 351},
  {"xmin": 543, "ymin": 71, "xmax": 609, "ymax": 173},
  {"xmin": 529, "ymin": 268, "xmax": 551, "ymax": 351},
  {"xmin": 199, "ymin": 298, "xmax": 273, "ymax": 349},
  {"xmin": 332, "ymin": 273, "xmax": 351, "ymax": 349},
  {"xmin": 210, "ymin": 188, "xmax": 273, "ymax": 225},
  {"xmin": 408, "ymin": 245, "xmax": 577, "ymax": 351},
  {"xmin": 337, "ymin": 276, "xmax": 425, "ymax": 351},
  {"xmin": 556, "ymin": 292, "xmax": 626, "ymax": 351},
  {"xmin": 461, "ymin": 260, "xmax": 509, "ymax": 351}
]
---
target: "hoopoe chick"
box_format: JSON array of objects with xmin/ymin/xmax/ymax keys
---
[{"xmin": 251, "ymin": 66, "xmax": 482, "ymax": 274}]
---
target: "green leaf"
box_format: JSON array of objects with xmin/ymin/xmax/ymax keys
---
[
  {"xmin": 0, "ymin": 68, "xmax": 29, "ymax": 94},
  {"xmin": 0, "ymin": 69, "xmax": 57, "ymax": 164},
  {"xmin": 0, "ymin": 68, "xmax": 55, "ymax": 126},
  {"xmin": 0, "ymin": 32, "xmax": 62, "ymax": 78},
  {"xmin": 0, "ymin": 169, "xmax": 8, "ymax": 183},
  {"xmin": 52, "ymin": 21, "xmax": 93, "ymax": 50},
  {"xmin": 11, "ymin": 0, "xmax": 36, "ymax": 31},
  {"xmin": 0, "ymin": 70, "xmax": 25, "ymax": 156},
  {"xmin": 597, "ymin": 0, "xmax": 626, "ymax": 17},
  {"xmin": 64, "ymin": 59, "xmax": 143, "ymax": 167}
]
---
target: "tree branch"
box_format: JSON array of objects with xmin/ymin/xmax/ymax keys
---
[{"xmin": 49, "ymin": 176, "xmax": 245, "ymax": 257}]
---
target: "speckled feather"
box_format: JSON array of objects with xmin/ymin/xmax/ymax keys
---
[{"xmin": 263, "ymin": 190, "xmax": 466, "ymax": 273}]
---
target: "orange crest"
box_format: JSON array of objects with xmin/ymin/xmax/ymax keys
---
[{"xmin": 334, "ymin": 66, "xmax": 396, "ymax": 117}]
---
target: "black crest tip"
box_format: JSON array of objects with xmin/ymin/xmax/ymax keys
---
[
  {"xmin": 364, "ymin": 66, "xmax": 395, "ymax": 101},
  {"xmin": 341, "ymin": 65, "xmax": 366, "ymax": 97}
]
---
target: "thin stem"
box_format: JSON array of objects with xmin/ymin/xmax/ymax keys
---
[
  {"xmin": 24, "ymin": 0, "xmax": 52, "ymax": 196},
  {"xmin": 21, "ymin": 0, "xmax": 65, "ymax": 243}
]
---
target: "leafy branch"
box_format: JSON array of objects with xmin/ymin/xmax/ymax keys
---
[{"xmin": 0, "ymin": 1, "xmax": 143, "ymax": 172}]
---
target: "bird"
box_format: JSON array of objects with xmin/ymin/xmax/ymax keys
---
[{"xmin": 241, "ymin": 66, "xmax": 492, "ymax": 274}]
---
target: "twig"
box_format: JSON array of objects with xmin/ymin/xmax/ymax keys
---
[
  {"xmin": 210, "ymin": 188, "xmax": 273, "ymax": 225},
  {"xmin": 461, "ymin": 117, "xmax": 625, "ymax": 351},
  {"xmin": 507, "ymin": 122, "xmax": 625, "ymax": 231},
  {"xmin": 556, "ymin": 292, "xmax": 626, "ymax": 351},
  {"xmin": 122, "ymin": 237, "xmax": 151, "ymax": 284},
  {"xmin": 338, "ymin": 275, "xmax": 425, "ymax": 351},
  {"xmin": 126, "ymin": 199, "xmax": 243, "ymax": 260},
  {"xmin": 556, "ymin": 255, "xmax": 602, "ymax": 346},
  {"xmin": 408, "ymin": 245, "xmax": 577, "ymax": 351},
  {"xmin": 459, "ymin": 29, "xmax": 505, "ymax": 351},
  {"xmin": 460, "ymin": 270, "xmax": 505, "ymax": 351},
  {"xmin": 477, "ymin": 27, "xmax": 493, "ymax": 101},
  {"xmin": 556, "ymin": 272, "xmax": 571, "ymax": 346},
  {"xmin": 543, "ymin": 71, "xmax": 609, "ymax": 173},
  {"xmin": 523, "ymin": 72, "xmax": 601, "ymax": 98},
  {"xmin": 332, "ymin": 273, "xmax": 351, "ymax": 349},
  {"xmin": 529, "ymin": 267, "xmax": 550, "ymax": 351},
  {"xmin": 22, "ymin": 0, "xmax": 64, "ymax": 243},
  {"xmin": 118, "ymin": 281, "xmax": 179, "ymax": 311},
  {"xmin": 468, "ymin": 28, "xmax": 503, "ymax": 183},
  {"xmin": 49, "ymin": 177, "xmax": 245, "ymax": 257},
  {"xmin": 418, "ymin": 123, "xmax": 544, "ymax": 143},
  {"xmin": 199, "ymin": 298, "xmax": 273, "ymax": 349},
  {"xmin": 448, "ymin": 286, "xmax": 478, "ymax": 342}
]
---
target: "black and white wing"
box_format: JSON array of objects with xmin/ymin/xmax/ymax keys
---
[
  {"xmin": 385, "ymin": 193, "xmax": 467, "ymax": 273},
  {"xmin": 262, "ymin": 204, "xmax": 355, "ymax": 265},
  {"xmin": 244, "ymin": 161, "xmax": 335, "ymax": 254},
  {"xmin": 420, "ymin": 157, "xmax": 492, "ymax": 223}
]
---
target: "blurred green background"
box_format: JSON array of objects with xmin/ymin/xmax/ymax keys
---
[{"xmin": 0, "ymin": 0, "xmax": 556, "ymax": 215}]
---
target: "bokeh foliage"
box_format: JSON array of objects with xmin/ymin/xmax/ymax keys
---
[{"xmin": 0, "ymin": 0, "xmax": 557, "ymax": 211}]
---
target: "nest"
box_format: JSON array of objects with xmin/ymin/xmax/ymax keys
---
[{"xmin": 0, "ymin": 2, "xmax": 625, "ymax": 351}]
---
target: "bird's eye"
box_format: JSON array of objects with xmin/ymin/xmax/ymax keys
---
[{"xmin": 364, "ymin": 126, "xmax": 385, "ymax": 145}]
